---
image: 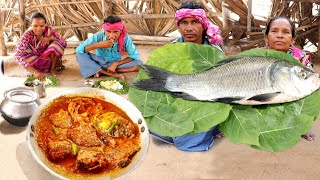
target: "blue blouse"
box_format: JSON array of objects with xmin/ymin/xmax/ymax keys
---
[{"xmin": 76, "ymin": 31, "xmax": 140, "ymax": 62}]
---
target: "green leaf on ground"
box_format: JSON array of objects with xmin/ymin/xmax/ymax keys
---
[{"xmin": 128, "ymin": 43, "xmax": 320, "ymax": 152}]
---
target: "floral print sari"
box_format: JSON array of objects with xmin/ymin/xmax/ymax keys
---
[
  {"xmin": 15, "ymin": 25, "xmax": 67, "ymax": 72},
  {"xmin": 287, "ymin": 45, "xmax": 313, "ymax": 69}
]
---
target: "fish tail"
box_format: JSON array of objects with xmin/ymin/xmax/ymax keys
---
[{"xmin": 131, "ymin": 65, "xmax": 172, "ymax": 91}]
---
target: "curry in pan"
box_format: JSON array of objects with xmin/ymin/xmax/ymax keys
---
[{"xmin": 34, "ymin": 95, "xmax": 141, "ymax": 177}]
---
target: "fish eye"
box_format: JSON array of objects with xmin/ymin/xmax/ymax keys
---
[{"xmin": 299, "ymin": 71, "xmax": 308, "ymax": 79}]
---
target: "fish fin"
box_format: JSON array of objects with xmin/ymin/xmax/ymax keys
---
[
  {"xmin": 247, "ymin": 93, "xmax": 280, "ymax": 102},
  {"xmin": 142, "ymin": 65, "xmax": 172, "ymax": 80},
  {"xmin": 131, "ymin": 65, "xmax": 172, "ymax": 91},
  {"xmin": 215, "ymin": 97, "xmax": 243, "ymax": 103},
  {"xmin": 214, "ymin": 57, "xmax": 242, "ymax": 67},
  {"xmin": 170, "ymin": 92, "xmax": 198, "ymax": 100},
  {"xmin": 131, "ymin": 79, "xmax": 167, "ymax": 91}
]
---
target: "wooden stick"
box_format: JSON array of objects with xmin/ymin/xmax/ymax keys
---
[
  {"xmin": 247, "ymin": 32, "xmax": 264, "ymax": 35},
  {"xmin": 101, "ymin": 0, "xmax": 106, "ymax": 19},
  {"xmin": 0, "ymin": 7, "xmax": 19, "ymax": 10},
  {"xmin": 28, "ymin": 0, "xmax": 101, "ymax": 8},
  {"xmin": 4, "ymin": 35, "xmax": 172, "ymax": 47},
  {"xmin": 18, "ymin": 0, "xmax": 25, "ymax": 36},
  {"xmin": 296, "ymin": 22, "xmax": 319, "ymax": 31},
  {"xmin": 132, "ymin": 40, "xmax": 166, "ymax": 45},
  {"xmin": 130, "ymin": 35, "xmax": 176, "ymax": 42},
  {"xmin": 222, "ymin": 2, "xmax": 230, "ymax": 31},
  {"xmin": 318, "ymin": 17, "xmax": 320, "ymax": 57},
  {"xmin": 0, "ymin": 9, "xmax": 8, "ymax": 56},
  {"xmin": 51, "ymin": 22, "xmax": 101, "ymax": 29},
  {"xmin": 288, "ymin": 0, "xmax": 320, "ymax": 3},
  {"xmin": 247, "ymin": 0, "xmax": 252, "ymax": 33},
  {"xmin": 116, "ymin": 12, "xmax": 221, "ymax": 19}
]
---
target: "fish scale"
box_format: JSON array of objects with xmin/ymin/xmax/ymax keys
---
[
  {"xmin": 133, "ymin": 56, "xmax": 320, "ymax": 105},
  {"xmin": 167, "ymin": 57, "xmax": 277, "ymax": 100}
]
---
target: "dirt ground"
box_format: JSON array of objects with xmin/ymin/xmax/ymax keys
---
[{"xmin": 1, "ymin": 45, "xmax": 320, "ymax": 180}]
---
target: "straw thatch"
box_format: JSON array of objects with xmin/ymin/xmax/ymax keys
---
[{"xmin": 0, "ymin": 0, "xmax": 319, "ymax": 58}]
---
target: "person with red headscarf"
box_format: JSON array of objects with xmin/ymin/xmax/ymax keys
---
[
  {"xmin": 172, "ymin": 1, "xmax": 223, "ymax": 52},
  {"xmin": 76, "ymin": 15, "xmax": 143, "ymax": 80},
  {"xmin": 149, "ymin": 1, "xmax": 224, "ymax": 152}
]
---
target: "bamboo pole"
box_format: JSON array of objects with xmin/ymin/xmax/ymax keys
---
[
  {"xmin": 222, "ymin": 2, "xmax": 230, "ymax": 31},
  {"xmin": 247, "ymin": 0, "xmax": 252, "ymax": 33},
  {"xmin": 0, "ymin": 9, "xmax": 8, "ymax": 56},
  {"xmin": 0, "ymin": 7, "xmax": 19, "ymax": 10},
  {"xmin": 132, "ymin": 41, "xmax": 166, "ymax": 45},
  {"xmin": 130, "ymin": 35, "xmax": 175, "ymax": 42},
  {"xmin": 52, "ymin": 22, "xmax": 102, "ymax": 29},
  {"xmin": 116, "ymin": 12, "xmax": 220, "ymax": 19},
  {"xmin": 4, "ymin": 34, "xmax": 174, "ymax": 47},
  {"xmin": 236, "ymin": 25, "xmax": 264, "ymax": 30},
  {"xmin": 28, "ymin": 0, "xmax": 102, "ymax": 8},
  {"xmin": 289, "ymin": 0, "xmax": 320, "ymax": 3},
  {"xmin": 0, "ymin": 0, "xmax": 317, "ymax": 52},
  {"xmin": 105, "ymin": 0, "xmax": 113, "ymax": 16},
  {"xmin": 101, "ymin": 0, "xmax": 106, "ymax": 19},
  {"xmin": 5, "ymin": 22, "xmax": 102, "ymax": 31},
  {"xmin": 296, "ymin": 22, "xmax": 319, "ymax": 30},
  {"xmin": 318, "ymin": 16, "xmax": 320, "ymax": 57},
  {"xmin": 18, "ymin": 0, "xmax": 25, "ymax": 36}
]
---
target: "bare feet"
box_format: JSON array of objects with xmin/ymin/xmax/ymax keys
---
[
  {"xmin": 94, "ymin": 72, "xmax": 100, "ymax": 78},
  {"xmin": 99, "ymin": 69, "xmax": 125, "ymax": 80},
  {"xmin": 116, "ymin": 66, "xmax": 140, "ymax": 73},
  {"xmin": 302, "ymin": 132, "xmax": 316, "ymax": 141},
  {"xmin": 111, "ymin": 73, "xmax": 125, "ymax": 81},
  {"xmin": 214, "ymin": 133, "xmax": 224, "ymax": 139}
]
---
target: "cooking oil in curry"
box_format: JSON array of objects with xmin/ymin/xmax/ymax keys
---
[{"xmin": 34, "ymin": 95, "xmax": 141, "ymax": 178}]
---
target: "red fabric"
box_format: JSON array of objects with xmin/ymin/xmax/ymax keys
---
[{"xmin": 102, "ymin": 21, "xmax": 127, "ymax": 55}]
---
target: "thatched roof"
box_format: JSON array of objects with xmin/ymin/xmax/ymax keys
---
[{"xmin": 1, "ymin": 0, "xmax": 319, "ymax": 57}]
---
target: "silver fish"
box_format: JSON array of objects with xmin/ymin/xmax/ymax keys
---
[{"xmin": 132, "ymin": 56, "xmax": 320, "ymax": 105}]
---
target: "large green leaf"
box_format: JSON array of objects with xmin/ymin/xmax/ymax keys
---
[
  {"xmin": 147, "ymin": 43, "xmax": 194, "ymax": 74},
  {"xmin": 172, "ymin": 99, "xmax": 232, "ymax": 133},
  {"xmin": 220, "ymin": 105, "xmax": 261, "ymax": 146},
  {"xmin": 93, "ymin": 77, "xmax": 129, "ymax": 94},
  {"xmin": 236, "ymin": 48, "xmax": 302, "ymax": 67},
  {"xmin": 253, "ymin": 113, "xmax": 313, "ymax": 152},
  {"xmin": 129, "ymin": 43, "xmax": 228, "ymax": 136},
  {"xmin": 290, "ymin": 91, "xmax": 320, "ymax": 119},
  {"xmin": 128, "ymin": 43, "xmax": 320, "ymax": 152},
  {"xmin": 189, "ymin": 44, "xmax": 224, "ymax": 72},
  {"xmin": 146, "ymin": 104, "xmax": 194, "ymax": 137},
  {"xmin": 128, "ymin": 88, "xmax": 162, "ymax": 117},
  {"xmin": 24, "ymin": 75, "xmax": 59, "ymax": 88},
  {"xmin": 220, "ymin": 48, "xmax": 320, "ymax": 152}
]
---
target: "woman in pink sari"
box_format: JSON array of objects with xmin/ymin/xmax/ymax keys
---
[
  {"xmin": 15, "ymin": 12, "xmax": 67, "ymax": 80},
  {"xmin": 265, "ymin": 16, "xmax": 315, "ymax": 141}
]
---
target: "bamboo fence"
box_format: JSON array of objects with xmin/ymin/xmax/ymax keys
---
[{"xmin": 0, "ymin": 0, "xmax": 319, "ymax": 58}]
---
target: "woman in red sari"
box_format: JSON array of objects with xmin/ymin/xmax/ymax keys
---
[{"xmin": 15, "ymin": 12, "xmax": 67, "ymax": 80}]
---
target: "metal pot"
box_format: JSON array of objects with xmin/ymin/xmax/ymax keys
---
[
  {"xmin": 27, "ymin": 87, "xmax": 149, "ymax": 179},
  {"xmin": 0, "ymin": 88, "xmax": 40, "ymax": 127}
]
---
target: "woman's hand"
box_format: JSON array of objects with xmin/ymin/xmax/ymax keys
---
[
  {"xmin": 40, "ymin": 36, "xmax": 53, "ymax": 46},
  {"xmin": 33, "ymin": 70, "xmax": 46, "ymax": 81}
]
